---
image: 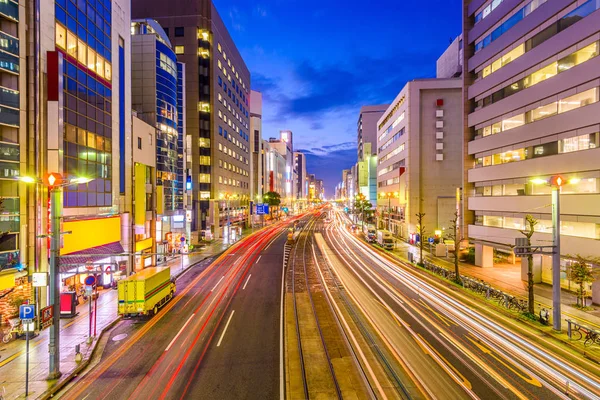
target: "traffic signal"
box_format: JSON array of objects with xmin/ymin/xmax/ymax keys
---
[{"xmin": 549, "ymin": 175, "xmax": 565, "ymax": 187}]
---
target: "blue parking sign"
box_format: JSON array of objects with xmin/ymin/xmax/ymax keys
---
[{"xmin": 19, "ymin": 304, "xmax": 36, "ymax": 320}]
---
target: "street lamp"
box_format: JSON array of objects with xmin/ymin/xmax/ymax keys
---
[
  {"xmin": 380, "ymin": 191, "xmax": 399, "ymax": 231},
  {"xmin": 530, "ymin": 174, "xmax": 573, "ymax": 331},
  {"xmin": 20, "ymin": 173, "xmax": 93, "ymax": 379}
]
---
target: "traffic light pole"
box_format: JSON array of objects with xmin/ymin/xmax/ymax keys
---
[{"xmin": 48, "ymin": 187, "xmax": 62, "ymax": 379}]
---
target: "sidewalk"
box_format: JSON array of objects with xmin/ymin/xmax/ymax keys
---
[
  {"xmin": 0, "ymin": 237, "xmax": 230, "ymax": 399},
  {"xmin": 390, "ymin": 239, "xmax": 600, "ymax": 327}
]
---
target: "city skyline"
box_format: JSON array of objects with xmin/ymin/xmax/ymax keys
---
[{"xmin": 214, "ymin": 0, "xmax": 462, "ymax": 194}]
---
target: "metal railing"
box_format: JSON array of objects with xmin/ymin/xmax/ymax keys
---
[{"xmin": 567, "ymin": 319, "xmax": 600, "ymax": 347}]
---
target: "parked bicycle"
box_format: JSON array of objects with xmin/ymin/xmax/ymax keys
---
[{"xmin": 1, "ymin": 319, "xmax": 22, "ymax": 343}]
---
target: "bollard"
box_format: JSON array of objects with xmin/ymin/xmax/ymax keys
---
[
  {"xmin": 567, "ymin": 320, "xmax": 572, "ymax": 339},
  {"xmin": 75, "ymin": 343, "xmax": 83, "ymax": 363}
]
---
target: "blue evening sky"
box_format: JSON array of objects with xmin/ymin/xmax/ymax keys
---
[{"xmin": 213, "ymin": 0, "xmax": 461, "ymax": 196}]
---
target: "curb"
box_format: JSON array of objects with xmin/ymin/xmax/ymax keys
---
[{"xmin": 38, "ymin": 316, "xmax": 122, "ymax": 400}]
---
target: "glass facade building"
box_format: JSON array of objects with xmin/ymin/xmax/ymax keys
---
[{"xmin": 55, "ymin": 0, "xmax": 114, "ymax": 207}]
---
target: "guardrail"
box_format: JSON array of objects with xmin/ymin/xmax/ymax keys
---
[
  {"xmin": 567, "ymin": 319, "xmax": 600, "ymax": 347},
  {"xmin": 422, "ymin": 259, "xmax": 550, "ymax": 324}
]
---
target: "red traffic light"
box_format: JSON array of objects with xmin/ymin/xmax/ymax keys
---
[
  {"xmin": 43, "ymin": 172, "xmax": 63, "ymax": 187},
  {"xmin": 549, "ymin": 175, "xmax": 565, "ymax": 187}
]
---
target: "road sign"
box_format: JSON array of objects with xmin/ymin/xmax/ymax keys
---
[
  {"xmin": 256, "ymin": 204, "xmax": 269, "ymax": 215},
  {"xmin": 84, "ymin": 275, "xmax": 96, "ymax": 286},
  {"xmin": 85, "ymin": 285, "xmax": 94, "ymax": 295},
  {"xmin": 40, "ymin": 305, "xmax": 53, "ymax": 329},
  {"xmin": 428, "ymin": 237, "xmax": 435, "ymax": 244},
  {"xmin": 19, "ymin": 304, "xmax": 35, "ymax": 320}
]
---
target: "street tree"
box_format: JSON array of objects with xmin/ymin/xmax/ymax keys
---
[
  {"xmin": 263, "ymin": 191, "xmax": 281, "ymax": 219},
  {"xmin": 446, "ymin": 211, "xmax": 461, "ymax": 284},
  {"xmin": 353, "ymin": 195, "xmax": 371, "ymax": 231},
  {"xmin": 415, "ymin": 212, "xmax": 426, "ymax": 266},
  {"xmin": 519, "ymin": 214, "xmax": 538, "ymax": 315},
  {"xmin": 567, "ymin": 255, "xmax": 600, "ymax": 308}
]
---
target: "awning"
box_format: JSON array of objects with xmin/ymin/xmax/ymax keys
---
[{"xmin": 59, "ymin": 241, "xmax": 125, "ymax": 272}]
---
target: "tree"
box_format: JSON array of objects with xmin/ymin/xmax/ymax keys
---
[
  {"xmin": 263, "ymin": 191, "xmax": 281, "ymax": 219},
  {"xmin": 519, "ymin": 215, "xmax": 538, "ymax": 315},
  {"xmin": 446, "ymin": 211, "xmax": 461, "ymax": 283},
  {"xmin": 353, "ymin": 195, "xmax": 371, "ymax": 231},
  {"xmin": 567, "ymin": 255, "xmax": 600, "ymax": 308},
  {"xmin": 415, "ymin": 212, "xmax": 426, "ymax": 266}
]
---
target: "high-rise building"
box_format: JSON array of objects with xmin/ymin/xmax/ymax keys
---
[
  {"xmin": 462, "ymin": 0, "xmax": 600, "ymax": 294},
  {"xmin": 250, "ymin": 90, "xmax": 262, "ymax": 202},
  {"xmin": 376, "ymin": 78, "xmax": 462, "ymax": 238},
  {"xmin": 294, "ymin": 152, "xmax": 307, "ymax": 199},
  {"xmin": 357, "ymin": 105, "xmax": 388, "ymax": 161},
  {"xmin": 0, "ymin": 0, "xmax": 29, "ymax": 318},
  {"xmin": 33, "ymin": 0, "xmax": 132, "ymax": 301},
  {"xmin": 131, "ymin": 18, "xmax": 187, "ymax": 255},
  {"xmin": 268, "ymin": 130, "xmax": 294, "ymax": 202},
  {"xmin": 132, "ymin": 0, "xmax": 251, "ymax": 242},
  {"xmin": 265, "ymin": 139, "xmax": 286, "ymax": 195}
]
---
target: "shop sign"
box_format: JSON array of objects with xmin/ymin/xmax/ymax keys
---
[{"xmin": 32, "ymin": 272, "xmax": 48, "ymax": 287}]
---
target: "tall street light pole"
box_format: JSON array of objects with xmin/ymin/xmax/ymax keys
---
[
  {"xmin": 550, "ymin": 176, "xmax": 563, "ymax": 332},
  {"xmin": 21, "ymin": 174, "xmax": 92, "ymax": 379}
]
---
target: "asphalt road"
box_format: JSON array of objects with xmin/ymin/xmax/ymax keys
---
[
  {"xmin": 323, "ymin": 209, "xmax": 600, "ymax": 400},
  {"xmin": 59, "ymin": 220, "xmax": 294, "ymax": 400}
]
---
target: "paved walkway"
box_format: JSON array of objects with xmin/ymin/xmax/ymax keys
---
[
  {"xmin": 391, "ymin": 239, "xmax": 600, "ymax": 327},
  {"xmin": 0, "ymin": 238, "xmax": 230, "ymax": 399}
]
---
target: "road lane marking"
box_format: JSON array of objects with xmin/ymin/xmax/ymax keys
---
[
  {"xmin": 165, "ymin": 313, "xmax": 195, "ymax": 352},
  {"xmin": 216, "ymin": 310, "xmax": 235, "ymax": 347},
  {"xmin": 242, "ymin": 274, "xmax": 252, "ymax": 290},
  {"xmin": 211, "ymin": 276, "xmax": 225, "ymax": 292},
  {"xmin": 417, "ymin": 333, "xmax": 473, "ymax": 390},
  {"xmin": 465, "ymin": 336, "xmax": 542, "ymax": 387},
  {"xmin": 255, "ymin": 255, "xmax": 262, "ymax": 264}
]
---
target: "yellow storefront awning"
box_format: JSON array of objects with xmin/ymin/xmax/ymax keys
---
[
  {"xmin": 135, "ymin": 237, "xmax": 154, "ymax": 253},
  {"xmin": 61, "ymin": 216, "xmax": 122, "ymax": 255}
]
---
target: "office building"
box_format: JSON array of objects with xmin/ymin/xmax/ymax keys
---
[
  {"xmin": 0, "ymin": 0, "xmax": 28, "ymax": 320},
  {"xmin": 376, "ymin": 78, "xmax": 462, "ymax": 239},
  {"xmin": 294, "ymin": 152, "xmax": 307, "ymax": 199},
  {"xmin": 265, "ymin": 139, "xmax": 286, "ymax": 195},
  {"xmin": 132, "ymin": 0, "xmax": 251, "ymax": 242},
  {"xmin": 268, "ymin": 130, "xmax": 294, "ymax": 202},
  {"xmin": 358, "ymin": 105, "xmax": 388, "ymax": 160},
  {"xmin": 462, "ymin": 0, "xmax": 600, "ymax": 298},
  {"xmin": 250, "ymin": 90, "xmax": 263, "ymax": 202},
  {"xmin": 437, "ymin": 35, "xmax": 463, "ymax": 79},
  {"xmin": 131, "ymin": 18, "xmax": 188, "ymax": 255}
]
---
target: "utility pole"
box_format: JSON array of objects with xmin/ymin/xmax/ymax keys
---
[{"xmin": 48, "ymin": 186, "xmax": 61, "ymax": 379}]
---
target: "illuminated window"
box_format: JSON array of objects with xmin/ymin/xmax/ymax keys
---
[
  {"xmin": 218, "ymin": 60, "xmax": 222, "ymax": 69},
  {"xmin": 198, "ymin": 102, "xmax": 210, "ymax": 113},
  {"xmin": 55, "ymin": 23, "xmax": 66, "ymax": 49},
  {"xmin": 199, "ymin": 156, "xmax": 211, "ymax": 165},
  {"xmin": 558, "ymin": 88, "xmax": 597, "ymax": 113},
  {"xmin": 96, "ymin": 56, "xmax": 105, "ymax": 79},
  {"xmin": 199, "ymin": 191, "xmax": 210, "ymax": 199},
  {"xmin": 87, "ymin": 48, "xmax": 96, "ymax": 72},
  {"xmin": 105, "ymin": 62, "xmax": 112, "ymax": 81},
  {"xmin": 199, "ymin": 49, "xmax": 209, "ymax": 58},
  {"xmin": 175, "ymin": 46, "xmax": 184, "ymax": 54},
  {"xmin": 199, "ymin": 138, "xmax": 210, "ymax": 148},
  {"xmin": 77, "ymin": 39, "xmax": 86, "ymax": 64},
  {"xmin": 218, "ymin": 176, "xmax": 222, "ymax": 184},
  {"xmin": 198, "ymin": 173, "xmax": 211, "ymax": 183},
  {"xmin": 66, "ymin": 31, "xmax": 77, "ymax": 58},
  {"xmin": 218, "ymin": 43, "xmax": 222, "ymax": 53}
]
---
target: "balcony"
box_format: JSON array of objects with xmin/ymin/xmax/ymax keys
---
[
  {"xmin": 0, "ymin": 104, "xmax": 18, "ymax": 127},
  {"xmin": 0, "ymin": 86, "xmax": 18, "ymax": 109},
  {"xmin": 0, "ymin": 0, "xmax": 18, "ymax": 22},
  {"xmin": 0, "ymin": 31, "xmax": 18, "ymax": 56},
  {"xmin": 0, "ymin": 49, "xmax": 18, "ymax": 74}
]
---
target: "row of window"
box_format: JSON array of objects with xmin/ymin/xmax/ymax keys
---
[
  {"xmin": 218, "ymin": 141, "xmax": 249, "ymax": 165},
  {"xmin": 55, "ymin": 0, "xmax": 112, "ymax": 62},
  {"xmin": 378, "ymin": 95, "xmax": 405, "ymax": 131},
  {"xmin": 217, "ymin": 109, "xmax": 248, "ymax": 147},
  {"xmin": 216, "ymin": 42, "xmax": 248, "ymax": 93},
  {"xmin": 478, "ymin": 0, "xmax": 600, "ymax": 79},
  {"xmin": 218, "ymin": 175, "xmax": 248, "ymax": 189},
  {"xmin": 477, "ymin": 215, "xmax": 600, "ymax": 240},
  {"xmin": 475, "ymin": 132, "xmax": 598, "ymax": 167},
  {"xmin": 378, "ymin": 159, "xmax": 405, "ymax": 177},
  {"xmin": 476, "ymin": 87, "xmax": 598, "ymax": 138},
  {"xmin": 378, "ymin": 176, "xmax": 401, "ymax": 188},
  {"xmin": 217, "ymin": 75, "xmax": 249, "ymax": 122},
  {"xmin": 56, "ymin": 22, "xmax": 112, "ymax": 81},
  {"xmin": 476, "ymin": 178, "xmax": 599, "ymax": 197},
  {"xmin": 218, "ymin": 126, "xmax": 248, "ymax": 154},
  {"xmin": 474, "ymin": 0, "xmax": 504, "ymax": 25},
  {"xmin": 378, "ymin": 111, "xmax": 405, "ymax": 142},
  {"xmin": 476, "ymin": 41, "xmax": 599, "ymax": 109},
  {"xmin": 379, "ymin": 127, "xmax": 405, "ymax": 154},
  {"xmin": 379, "ymin": 143, "xmax": 406, "ymax": 165},
  {"xmin": 218, "ymin": 158, "xmax": 248, "ymax": 177},
  {"xmin": 217, "ymin": 92, "xmax": 248, "ymax": 136},
  {"xmin": 475, "ymin": 0, "xmax": 547, "ymax": 52}
]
